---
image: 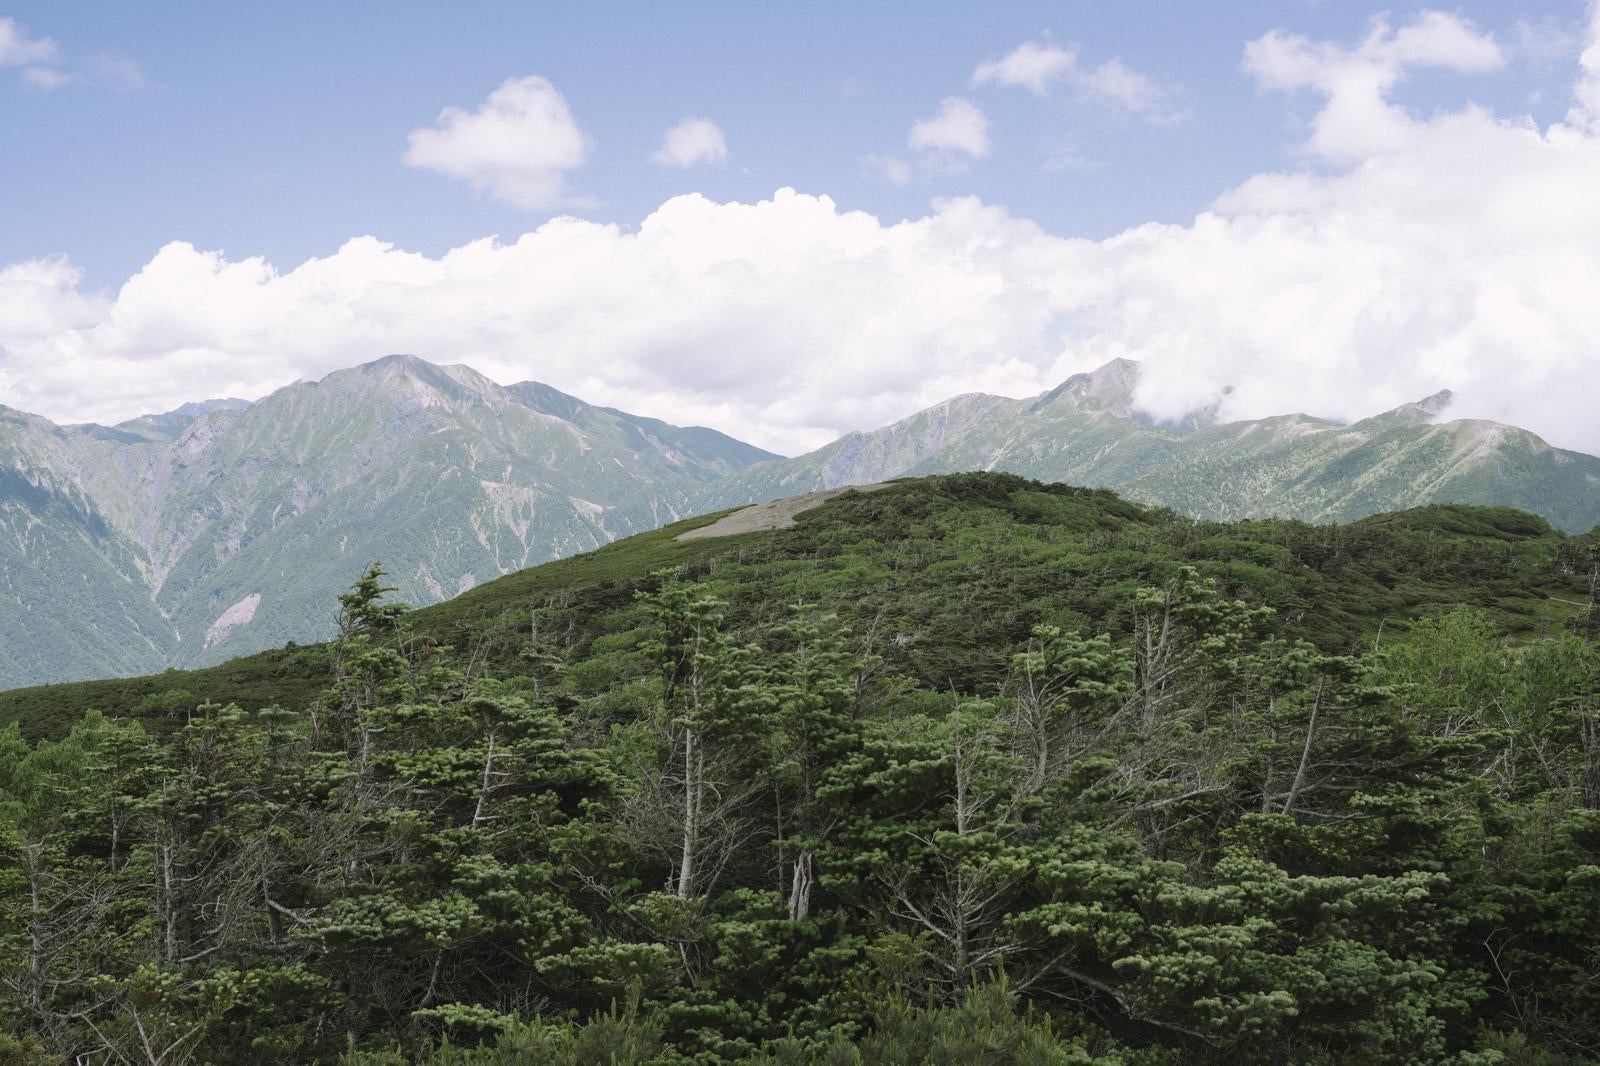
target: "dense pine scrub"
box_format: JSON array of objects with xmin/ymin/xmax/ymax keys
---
[{"xmin": 3, "ymin": 473, "xmax": 1600, "ymax": 1063}]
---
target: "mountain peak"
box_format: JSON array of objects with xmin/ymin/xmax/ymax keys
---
[
  {"xmin": 1354, "ymin": 388, "xmax": 1455, "ymax": 430},
  {"xmin": 356, "ymin": 353, "xmax": 438, "ymax": 375},
  {"xmin": 318, "ymin": 354, "xmax": 505, "ymax": 408},
  {"xmin": 1031, "ymin": 357, "xmax": 1142, "ymax": 415},
  {"xmin": 1085, "ymin": 357, "xmax": 1141, "ymax": 403},
  {"xmin": 1411, "ymin": 388, "xmax": 1454, "ymax": 419}
]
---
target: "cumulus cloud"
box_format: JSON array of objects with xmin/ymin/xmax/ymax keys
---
[
  {"xmin": 908, "ymin": 97, "xmax": 990, "ymax": 159},
  {"xmin": 4, "ymin": 12, "xmax": 1600, "ymax": 459},
  {"xmin": 972, "ymin": 39, "xmax": 1181, "ymax": 120},
  {"xmin": 651, "ymin": 116, "xmax": 728, "ymax": 167},
  {"xmin": 1243, "ymin": 11, "xmax": 1504, "ymax": 159},
  {"xmin": 404, "ymin": 76, "xmax": 589, "ymax": 209}
]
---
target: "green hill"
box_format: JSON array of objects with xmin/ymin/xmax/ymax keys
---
[
  {"xmin": 4, "ymin": 474, "xmax": 1600, "ymax": 1063},
  {"xmin": 5, "ymin": 475, "xmax": 1593, "ymax": 743}
]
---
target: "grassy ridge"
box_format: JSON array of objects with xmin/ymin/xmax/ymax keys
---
[{"xmin": 3, "ymin": 476, "xmax": 1594, "ymax": 742}]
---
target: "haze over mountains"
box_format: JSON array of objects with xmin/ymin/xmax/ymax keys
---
[{"xmin": 3, "ymin": 353, "xmax": 1597, "ymax": 689}]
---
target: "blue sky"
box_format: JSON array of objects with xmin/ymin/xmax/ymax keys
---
[
  {"xmin": 3, "ymin": 1, "xmax": 1600, "ymax": 456},
  {"xmin": 4, "ymin": 1, "xmax": 1588, "ymax": 284}
]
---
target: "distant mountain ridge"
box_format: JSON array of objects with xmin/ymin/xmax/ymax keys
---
[
  {"xmin": 0, "ymin": 355, "xmax": 776, "ymax": 687},
  {"xmin": 3, "ymin": 353, "xmax": 1597, "ymax": 689},
  {"xmin": 695, "ymin": 358, "xmax": 1600, "ymax": 535}
]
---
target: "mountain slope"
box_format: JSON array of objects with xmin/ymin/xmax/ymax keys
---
[
  {"xmin": 6, "ymin": 353, "xmax": 1599, "ymax": 691},
  {"xmin": 4, "ymin": 472, "xmax": 1594, "ymax": 742},
  {"xmin": 697, "ymin": 358, "xmax": 1600, "ymax": 532},
  {"xmin": 0, "ymin": 356, "xmax": 776, "ymax": 687}
]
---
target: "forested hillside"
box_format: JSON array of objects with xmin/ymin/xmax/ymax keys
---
[{"xmin": 4, "ymin": 474, "xmax": 1600, "ymax": 1063}]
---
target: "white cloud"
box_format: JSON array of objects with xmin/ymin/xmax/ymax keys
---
[
  {"xmin": 403, "ymin": 76, "xmax": 589, "ymax": 209},
  {"xmin": 971, "ymin": 41, "xmax": 1074, "ymax": 94},
  {"xmin": 651, "ymin": 116, "xmax": 728, "ymax": 168},
  {"xmin": 0, "ymin": 17, "xmax": 56, "ymax": 67},
  {"xmin": 909, "ymin": 97, "xmax": 989, "ymax": 159},
  {"xmin": 5, "ymin": 14, "xmax": 1600, "ymax": 460},
  {"xmin": 972, "ymin": 39, "xmax": 1181, "ymax": 121},
  {"xmin": 1243, "ymin": 11, "xmax": 1504, "ymax": 159}
]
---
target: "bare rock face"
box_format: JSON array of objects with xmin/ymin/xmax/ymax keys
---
[{"xmin": 205, "ymin": 593, "xmax": 261, "ymax": 649}]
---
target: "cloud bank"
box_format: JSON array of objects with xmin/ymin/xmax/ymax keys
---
[{"xmin": 3, "ymin": 11, "xmax": 1600, "ymax": 459}]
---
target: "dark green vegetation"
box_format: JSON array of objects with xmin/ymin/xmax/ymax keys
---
[{"xmin": 4, "ymin": 474, "xmax": 1600, "ymax": 1063}]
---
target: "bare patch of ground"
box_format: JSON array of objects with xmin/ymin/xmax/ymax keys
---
[{"xmin": 676, "ymin": 484, "xmax": 891, "ymax": 541}]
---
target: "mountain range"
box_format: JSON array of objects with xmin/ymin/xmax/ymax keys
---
[
  {"xmin": 3, "ymin": 353, "xmax": 1597, "ymax": 688},
  {"xmin": 0, "ymin": 355, "xmax": 774, "ymax": 688},
  {"xmin": 695, "ymin": 358, "xmax": 1600, "ymax": 532}
]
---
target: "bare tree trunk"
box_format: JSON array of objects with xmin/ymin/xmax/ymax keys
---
[
  {"xmin": 1260, "ymin": 696, "xmax": 1278, "ymax": 813},
  {"xmin": 23, "ymin": 842, "xmax": 43, "ymax": 1019},
  {"xmin": 786, "ymin": 851, "xmax": 814, "ymax": 922},
  {"xmin": 157, "ymin": 834, "xmax": 179, "ymax": 965},
  {"xmin": 1581, "ymin": 708, "xmax": 1600, "ymax": 810},
  {"xmin": 677, "ymin": 730, "xmax": 700, "ymax": 899},
  {"xmin": 1282, "ymin": 681, "xmax": 1324, "ymax": 815},
  {"xmin": 471, "ymin": 733, "xmax": 497, "ymax": 829}
]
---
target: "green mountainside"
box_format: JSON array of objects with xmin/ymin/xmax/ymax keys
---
[
  {"xmin": 4, "ymin": 473, "xmax": 1595, "ymax": 743},
  {"xmin": 0, "ymin": 355, "xmax": 776, "ymax": 688},
  {"xmin": 4, "ymin": 474, "xmax": 1600, "ymax": 1062},
  {"xmin": 696, "ymin": 358, "xmax": 1600, "ymax": 533},
  {"xmin": 5, "ymin": 354, "xmax": 1600, "ymax": 692}
]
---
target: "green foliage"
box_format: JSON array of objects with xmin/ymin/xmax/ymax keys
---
[{"xmin": 3, "ymin": 474, "xmax": 1600, "ymax": 1063}]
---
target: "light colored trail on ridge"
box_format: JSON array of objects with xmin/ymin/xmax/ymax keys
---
[{"xmin": 676, "ymin": 484, "xmax": 890, "ymax": 540}]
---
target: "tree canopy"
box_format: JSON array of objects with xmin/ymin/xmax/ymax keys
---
[{"xmin": 3, "ymin": 474, "xmax": 1599, "ymax": 1064}]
